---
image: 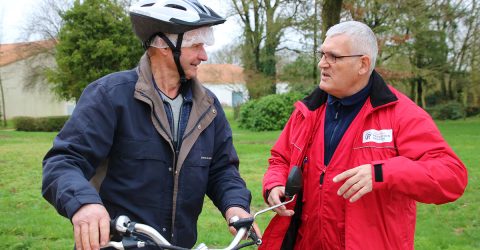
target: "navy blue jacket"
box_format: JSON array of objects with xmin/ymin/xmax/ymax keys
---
[{"xmin": 42, "ymin": 54, "xmax": 252, "ymax": 248}]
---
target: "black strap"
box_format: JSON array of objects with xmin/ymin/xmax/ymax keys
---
[
  {"xmin": 374, "ymin": 163, "xmax": 384, "ymax": 182},
  {"xmin": 155, "ymin": 33, "xmax": 187, "ymax": 85},
  {"xmin": 280, "ymin": 190, "xmax": 303, "ymax": 250},
  {"xmin": 279, "ymin": 111, "xmax": 321, "ymax": 248}
]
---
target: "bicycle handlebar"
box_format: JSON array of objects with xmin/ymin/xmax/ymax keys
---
[{"xmin": 102, "ymin": 195, "xmax": 296, "ymax": 250}]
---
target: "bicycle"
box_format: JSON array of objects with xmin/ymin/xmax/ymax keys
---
[{"xmin": 102, "ymin": 166, "xmax": 303, "ymax": 250}]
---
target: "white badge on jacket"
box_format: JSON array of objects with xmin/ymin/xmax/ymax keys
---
[{"xmin": 362, "ymin": 129, "xmax": 393, "ymax": 143}]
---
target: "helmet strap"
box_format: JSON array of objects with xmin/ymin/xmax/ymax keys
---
[{"xmin": 156, "ymin": 33, "xmax": 188, "ymax": 85}]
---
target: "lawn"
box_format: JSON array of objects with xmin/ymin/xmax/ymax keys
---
[{"xmin": 0, "ymin": 114, "xmax": 479, "ymax": 249}]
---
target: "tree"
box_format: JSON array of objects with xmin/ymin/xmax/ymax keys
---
[
  {"xmin": 47, "ymin": 0, "xmax": 143, "ymax": 101},
  {"xmin": 321, "ymin": 0, "xmax": 343, "ymax": 40},
  {"xmin": 207, "ymin": 43, "xmax": 243, "ymax": 65},
  {"xmin": 231, "ymin": 0, "xmax": 303, "ymax": 98},
  {"xmin": 280, "ymin": 0, "xmax": 321, "ymax": 89},
  {"xmin": 0, "ymin": 76, "xmax": 5, "ymax": 126},
  {"xmin": 0, "ymin": 9, "xmax": 7, "ymax": 126},
  {"xmin": 349, "ymin": 0, "xmax": 480, "ymax": 109},
  {"xmin": 278, "ymin": 53, "xmax": 317, "ymax": 94},
  {"xmin": 21, "ymin": 0, "xmax": 73, "ymax": 43}
]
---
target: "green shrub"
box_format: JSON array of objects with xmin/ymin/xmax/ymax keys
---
[
  {"xmin": 36, "ymin": 116, "xmax": 70, "ymax": 131},
  {"xmin": 13, "ymin": 117, "xmax": 37, "ymax": 131},
  {"xmin": 465, "ymin": 106, "xmax": 480, "ymax": 117},
  {"xmin": 428, "ymin": 102, "xmax": 465, "ymax": 120},
  {"xmin": 238, "ymin": 99, "xmax": 258, "ymax": 128},
  {"xmin": 239, "ymin": 92, "xmax": 304, "ymax": 131},
  {"xmin": 13, "ymin": 116, "xmax": 70, "ymax": 132}
]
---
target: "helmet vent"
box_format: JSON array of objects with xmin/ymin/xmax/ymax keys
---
[
  {"xmin": 141, "ymin": 3, "xmax": 155, "ymax": 7},
  {"xmin": 165, "ymin": 4, "xmax": 187, "ymax": 11},
  {"xmin": 192, "ymin": 2, "xmax": 208, "ymax": 14}
]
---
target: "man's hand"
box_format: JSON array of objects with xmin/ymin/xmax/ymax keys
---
[
  {"xmin": 72, "ymin": 204, "xmax": 110, "ymax": 250},
  {"xmin": 267, "ymin": 186, "xmax": 294, "ymax": 216},
  {"xmin": 225, "ymin": 207, "xmax": 262, "ymax": 239},
  {"xmin": 333, "ymin": 164, "xmax": 373, "ymax": 203}
]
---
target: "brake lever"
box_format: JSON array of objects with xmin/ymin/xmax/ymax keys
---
[
  {"xmin": 253, "ymin": 194, "xmax": 296, "ymax": 219},
  {"xmin": 247, "ymin": 228, "xmax": 262, "ymax": 246}
]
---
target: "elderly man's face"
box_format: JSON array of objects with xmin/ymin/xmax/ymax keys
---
[
  {"xmin": 318, "ymin": 34, "xmax": 365, "ymax": 98},
  {"xmin": 180, "ymin": 43, "xmax": 208, "ymax": 79}
]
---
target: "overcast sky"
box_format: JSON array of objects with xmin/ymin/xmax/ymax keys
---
[{"xmin": 0, "ymin": 0, "xmax": 241, "ymax": 52}]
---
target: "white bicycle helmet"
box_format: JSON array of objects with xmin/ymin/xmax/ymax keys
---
[
  {"xmin": 130, "ymin": 0, "xmax": 225, "ymax": 45},
  {"xmin": 129, "ymin": 0, "xmax": 226, "ymax": 85}
]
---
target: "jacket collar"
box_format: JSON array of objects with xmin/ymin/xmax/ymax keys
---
[{"xmin": 302, "ymin": 70, "xmax": 398, "ymax": 111}]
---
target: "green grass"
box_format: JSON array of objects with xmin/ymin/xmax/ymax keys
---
[
  {"xmin": 0, "ymin": 113, "xmax": 479, "ymax": 249},
  {"xmin": 0, "ymin": 119, "xmax": 15, "ymax": 130},
  {"xmin": 415, "ymin": 118, "xmax": 480, "ymax": 250}
]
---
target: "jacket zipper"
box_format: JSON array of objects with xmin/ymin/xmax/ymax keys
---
[
  {"xmin": 319, "ymin": 165, "xmax": 327, "ymax": 185},
  {"xmin": 139, "ymin": 91, "xmax": 177, "ymax": 241},
  {"xmin": 301, "ymin": 156, "xmax": 308, "ymax": 169},
  {"xmin": 171, "ymin": 98, "xmax": 188, "ymax": 242},
  {"xmin": 171, "ymin": 105, "xmax": 213, "ymax": 243}
]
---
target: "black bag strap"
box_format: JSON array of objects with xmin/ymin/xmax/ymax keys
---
[{"xmin": 280, "ymin": 110, "xmax": 322, "ymax": 249}]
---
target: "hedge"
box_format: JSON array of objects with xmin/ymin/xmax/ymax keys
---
[
  {"xmin": 13, "ymin": 116, "xmax": 70, "ymax": 132},
  {"xmin": 426, "ymin": 101, "xmax": 465, "ymax": 120},
  {"xmin": 239, "ymin": 92, "xmax": 304, "ymax": 131}
]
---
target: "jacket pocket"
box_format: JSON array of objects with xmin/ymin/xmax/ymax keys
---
[
  {"xmin": 104, "ymin": 138, "xmax": 173, "ymax": 207},
  {"xmin": 180, "ymin": 149, "xmax": 210, "ymax": 198},
  {"xmin": 183, "ymin": 140, "xmax": 213, "ymax": 167},
  {"xmin": 114, "ymin": 138, "xmax": 170, "ymax": 161}
]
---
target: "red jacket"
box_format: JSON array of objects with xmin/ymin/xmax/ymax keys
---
[{"xmin": 261, "ymin": 71, "xmax": 468, "ymax": 250}]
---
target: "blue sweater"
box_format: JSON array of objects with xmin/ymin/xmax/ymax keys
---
[{"xmin": 324, "ymin": 81, "xmax": 372, "ymax": 166}]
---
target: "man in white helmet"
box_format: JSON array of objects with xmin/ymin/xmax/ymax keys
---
[{"xmin": 42, "ymin": 1, "xmax": 259, "ymax": 249}]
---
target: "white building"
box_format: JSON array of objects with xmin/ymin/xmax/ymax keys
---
[
  {"xmin": 0, "ymin": 40, "xmax": 74, "ymax": 119},
  {"xmin": 197, "ymin": 64, "xmax": 248, "ymax": 107}
]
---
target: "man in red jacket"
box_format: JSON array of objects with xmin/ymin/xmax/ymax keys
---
[{"xmin": 261, "ymin": 21, "xmax": 468, "ymax": 250}]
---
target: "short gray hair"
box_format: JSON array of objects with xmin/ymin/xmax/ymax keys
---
[{"xmin": 325, "ymin": 21, "xmax": 378, "ymax": 72}]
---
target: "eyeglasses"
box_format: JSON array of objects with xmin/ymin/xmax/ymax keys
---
[{"xmin": 316, "ymin": 51, "xmax": 363, "ymax": 64}]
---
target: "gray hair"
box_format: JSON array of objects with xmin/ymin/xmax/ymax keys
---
[{"xmin": 325, "ymin": 21, "xmax": 378, "ymax": 72}]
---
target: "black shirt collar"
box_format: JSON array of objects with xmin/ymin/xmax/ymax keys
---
[
  {"xmin": 327, "ymin": 80, "xmax": 372, "ymax": 107},
  {"xmin": 302, "ymin": 70, "xmax": 398, "ymax": 111}
]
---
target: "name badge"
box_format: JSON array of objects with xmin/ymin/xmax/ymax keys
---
[{"xmin": 362, "ymin": 129, "xmax": 393, "ymax": 143}]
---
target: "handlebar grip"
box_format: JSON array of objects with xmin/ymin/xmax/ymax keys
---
[{"xmin": 228, "ymin": 217, "xmax": 254, "ymax": 231}]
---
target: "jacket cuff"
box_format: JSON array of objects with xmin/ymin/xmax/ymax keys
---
[
  {"xmin": 264, "ymin": 185, "xmax": 284, "ymax": 203},
  {"xmin": 223, "ymin": 205, "xmax": 250, "ymax": 217},
  {"xmin": 65, "ymin": 194, "xmax": 103, "ymax": 220},
  {"xmin": 263, "ymin": 183, "xmax": 284, "ymax": 203}
]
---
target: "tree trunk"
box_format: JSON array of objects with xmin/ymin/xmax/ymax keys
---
[
  {"xmin": 321, "ymin": 0, "xmax": 343, "ymax": 40},
  {"xmin": 0, "ymin": 77, "xmax": 7, "ymax": 127},
  {"xmin": 313, "ymin": 0, "xmax": 319, "ymax": 85},
  {"xmin": 410, "ymin": 81, "xmax": 416, "ymax": 101},
  {"xmin": 447, "ymin": 77, "xmax": 454, "ymax": 100},
  {"xmin": 264, "ymin": 6, "xmax": 278, "ymax": 93},
  {"xmin": 441, "ymin": 73, "xmax": 448, "ymax": 98},
  {"xmin": 417, "ymin": 78, "xmax": 424, "ymax": 108}
]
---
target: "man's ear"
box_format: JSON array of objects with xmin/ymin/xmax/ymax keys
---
[
  {"xmin": 161, "ymin": 47, "xmax": 171, "ymax": 56},
  {"xmin": 359, "ymin": 56, "xmax": 371, "ymax": 75},
  {"xmin": 148, "ymin": 47, "xmax": 171, "ymax": 57}
]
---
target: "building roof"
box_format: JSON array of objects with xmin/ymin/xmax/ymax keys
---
[
  {"xmin": 0, "ymin": 39, "xmax": 56, "ymax": 67},
  {"xmin": 197, "ymin": 64, "xmax": 245, "ymax": 84}
]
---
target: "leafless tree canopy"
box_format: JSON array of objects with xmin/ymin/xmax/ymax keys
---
[{"xmin": 20, "ymin": 0, "xmax": 73, "ymax": 43}]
